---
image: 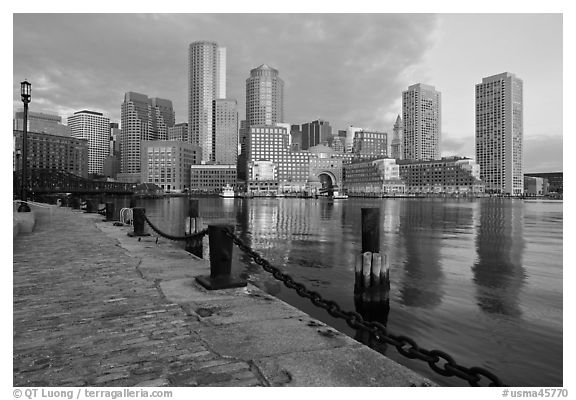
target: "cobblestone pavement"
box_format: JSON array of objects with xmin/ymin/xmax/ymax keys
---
[{"xmin": 13, "ymin": 207, "xmax": 266, "ymax": 387}]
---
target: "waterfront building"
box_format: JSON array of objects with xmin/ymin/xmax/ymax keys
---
[
  {"xmin": 213, "ymin": 99, "xmax": 238, "ymax": 165},
  {"xmin": 301, "ymin": 119, "xmax": 332, "ymax": 150},
  {"xmin": 343, "ymin": 158, "xmax": 405, "ymax": 195},
  {"xmin": 402, "ymin": 83, "xmax": 441, "ymax": 161},
  {"xmin": 190, "ymin": 164, "xmax": 236, "ymax": 193},
  {"xmin": 390, "ymin": 115, "xmax": 403, "ymax": 160},
  {"xmin": 352, "ymin": 130, "xmax": 388, "ymax": 159},
  {"xmin": 247, "ymin": 125, "xmax": 310, "ymax": 194},
  {"xmin": 13, "ymin": 129, "xmax": 89, "ymax": 178},
  {"xmin": 14, "ymin": 110, "xmax": 72, "ymax": 137},
  {"xmin": 524, "ymin": 172, "xmax": 562, "ymax": 194},
  {"xmin": 168, "ymin": 123, "xmax": 189, "ymax": 142},
  {"xmin": 120, "ymin": 92, "xmax": 175, "ymax": 180},
  {"xmin": 188, "ymin": 41, "xmax": 227, "ymax": 162},
  {"xmin": 475, "ymin": 72, "xmax": 524, "ymax": 195},
  {"xmin": 68, "ymin": 110, "xmax": 110, "ymax": 175},
  {"xmin": 140, "ymin": 140, "xmax": 201, "ymax": 192},
  {"xmin": 307, "ymin": 145, "xmax": 343, "ymax": 195},
  {"xmin": 397, "ymin": 157, "xmax": 484, "ymax": 195},
  {"xmin": 523, "ymin": 176, "xmax": 548, "ymax": 196},
  {"xmin": 345, "ymin": 126, "xmax": 363, "ymax": 153}
]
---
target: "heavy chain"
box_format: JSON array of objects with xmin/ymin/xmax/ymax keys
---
[
  {"xmin": 222, "ymin": 228, "xmax": 505, "ymax": 387},
  {"xmin": 143, "ymin": 214, "xmax": 208, "ymax": 246}
]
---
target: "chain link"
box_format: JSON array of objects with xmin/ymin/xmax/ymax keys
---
[
  {"xmin": 222, "ymin": 228, "xmax": 505, "ymax": 387},
  {"xmin": 143, "ymin": 214, "xmax": 208, "ymax": 244}
]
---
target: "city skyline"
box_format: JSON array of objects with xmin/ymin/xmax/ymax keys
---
[{"xmin": 12, "ymin": 13, "xmax": 562, "ymax": 172}]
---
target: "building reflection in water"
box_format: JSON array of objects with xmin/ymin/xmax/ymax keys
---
[
  {"xmin": 397, "ymin": 200, "xmax": 445, "ymax": 309},
  {"xmin": 472, "ymin": 200, "xmax": 525, "ymax": 317}
]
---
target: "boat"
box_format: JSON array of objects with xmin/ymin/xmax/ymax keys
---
[
  {"xmin": 219, "ymin": 184, "xmax": 235, "ymax": 198},
  {"xmin": 332, "ymin": 190, "xmax": 348, "ymax": 199}
]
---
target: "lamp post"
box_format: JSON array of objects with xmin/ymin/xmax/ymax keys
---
[{"xmin": 18, "ymin": 80, "xmax": 31, "ymax": 212}]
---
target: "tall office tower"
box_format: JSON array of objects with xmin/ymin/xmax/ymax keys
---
[
  {"xmin": 150, "ymin": 97, "xmax": 175, "ymax": 141},
  {"xmin": 245, "ymin": 64, "xmax": 284, "ymax": 127},
  {"xmin": 301, "ymin": 119, "xmax": 332, "ymax": 150},
  {"xmin": 475, "ymin": 72, "xmax": 524, "ymax": 195},
  {"xmin": 168, "ymin": 123, "xmax": 190, "ymax": 142},
  {"xmin": 68, "ymin": 110, "xmax": 110, "ymax": 175},
  {"xmin": 188, "ymin": 41, "xmax": 226, "ymax": 161},
  {"xmin": 213, "ymin": 99, "xmax": 238, "ymax": 164},
  {"xmin": 14, "ymin": 110, "xmax": 72, "ymax": 136},
  {"xmin": 390, "ymin": 115, "xmax": 403, "ymax": 160},
  {"xmin": 402, "ymin": 83, "xmax": 441, "ymax": 160}
]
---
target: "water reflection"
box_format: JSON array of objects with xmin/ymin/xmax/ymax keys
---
[
  {"xmin": 398, "ymin": 200, "xmax": 445, "ymax": 309},
  {"xmin": 472, "ymin": 200, "xmax": 526, "ymax": 317}
]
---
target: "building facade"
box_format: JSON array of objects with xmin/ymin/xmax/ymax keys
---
[
  {"xmin": 13, "ymin": 130, "xmax": 89, "ymax": 178},
  {"xmin": 14, "ymin": 110, "xmax": 72, "ymax": 136},
  {"xmin": 120, "ymin": 92, "xmax": 174, "ymax": 179},
  {"xmin": 345, "ymin": 126, "xmax": 363, "ymax": 153},
  {"xmin": 402, "ymin": 83, "xmax": 441, "ymax": 161},
  {"xmin": 168, "ymin": 123, "xmax": 189, "ymax": 142},
  {"xmin": 524, "ymin": 172, "xmax": 562, "ymax": 194},
  {"xmin": 188, "ymin": 41, "xmax": 226, "ymax": 162},
  {"xmin": 352, "ymin": 130, "xmax": 388, "ymax": 158},
  {"xmin": 213, "ymin": 99, "xmax": 238, "ymax": 165},
  {"xmin": 190, "ymin": 164, "xmax": 237, "ymax": 193},
  {"xmin": 390, "ymin": 115, "xmax": 403, "ymax": 159},
  {"xmin": 343, "ymin": 158, "xmax": 405, "ymax": 195},
  {"xmin": 140, "ymin": 140, "xmax": 201, "ymax": 192},
  {"xmin": 68, "ymin": 110, "xmax": 110, "ymax": 175},
  {"xmin": 475, "ymin": 72, "xmax": 524, "ymax": 195},
  {"xmin": 301, "ymin": 119, "xmax": 332, "ymax": 150},
  {"xmin": 523, "ymin": 176, "xmax": 548, "ymax": 196},
  {"xmin": 397, "ymin": 157, "xmax": 484, "ymax": 195}
]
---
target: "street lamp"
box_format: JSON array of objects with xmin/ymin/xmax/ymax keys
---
[{"xmin": 18, "ymin": 79, "xmax": 31, "ymax": 212}]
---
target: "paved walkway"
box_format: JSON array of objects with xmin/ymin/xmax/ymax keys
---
[{"xmin": 13, "ymin": 205, "xmax": 435, "ymax": 387}]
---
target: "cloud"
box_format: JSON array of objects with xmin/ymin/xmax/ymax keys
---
[
  {"xmin": 13, "ymin": 13, "xmax": 439, "ymax": 132},
  {"xmin": 523, "ymin": 135, "xmax": 563, "ymax": 173}
]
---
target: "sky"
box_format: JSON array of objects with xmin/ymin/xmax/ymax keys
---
[{"xmin": 11, "ymin": 13, "xmax": 563, "ymax": 172}]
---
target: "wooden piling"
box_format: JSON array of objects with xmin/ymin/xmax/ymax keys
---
[
  {"xmin": 185, "ymin": 199, "xmax": 203, "ymax": 258},
  {"xmin": 128, "ymin": 207, "xmax": 150, "ymax": 237}
]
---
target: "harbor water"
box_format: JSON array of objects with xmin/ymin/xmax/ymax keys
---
[{"xmin": 112, "ymin": 196, "xmax": 563, "ymax": 387}]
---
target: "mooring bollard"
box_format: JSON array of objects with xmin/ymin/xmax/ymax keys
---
[
  {"xmin": 128, "ymin": 207, "xmax": 150, "ymax": 237},
  {"xmin": 71, "ymin": 197, "xmax": 80, "ymax": 210},
  {"xmin": 105, "ymin": 202, "xmax": 115, "ymax": 221},
  {"xmin": 84, "ymin": 199, "xmax": 95, "ymax": 213},
  {"xmin": 195, "ymin": 224, "xmax": 247, "ymax": 290},
  {"xmin": 185, "ymin": 199, "xmax": 203, "ymax": 258}
]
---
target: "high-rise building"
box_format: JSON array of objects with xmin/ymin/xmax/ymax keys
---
[
  {"xmin": 345, "ymin": 126, "xmax": 363, "ymax": 153},
  {"xmin": 213, "ymin": 99, "xmax": 238, "ymax": 164},
  {"xmin": 103, "ymin": 122, "xmax": 122, "ymax": 178},
  {"xmin": 245, "ymin": 64, "xmax": 284, "ymax": 127},
  {"xmin": 475, "ymin": 72, "xmax": 524, "ymax": 195},
  {"xmin": 168, "ymin": 123, "xmax": 190, "ymax": 142},
  {"xmin": 120, "ymin": 92, "xmax": 175, "ymax": 179},
  {"xmin": 14, "ymin": 110, "xmax": 72, "ymax": 136},
  {"xmin": 402, "ymin": 83, "xmax": 441, "ymax": 161},
  {"xmin": 188, "ymin": 41, "xmax": 226, "ymax": 161},
  {"xmin": 390, "ymin": 115, "xmax": 403, "ymax": 160},
  {"xmin": 301, "ymin": 119, "xmax": 332, "ymax": 150},
  {"xmin": 68, "ymin": 110, "xmax": 110, "ymax": 175}
]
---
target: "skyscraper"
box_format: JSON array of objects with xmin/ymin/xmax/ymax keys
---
[
  {"xmin": 245, "ymin": 64, "xmax": 284, "ymax": 127},
  {"xmin": 402, "ymin": 83, "xmax": 441, "ymax": 161},
  {"xmin": 475, "ymin": 72, "xmax": 524, "ymax": 195},
  {"xmin": 188, "ymin": 41, "xmax": 226, "ymax": 162},
  {"xmin": 390, "ymin": 115, "xmax": 403, "ymax": 160},
  {"xmin": 68, "ymin": 110, "xmax": 110, "ymax": 175},
  {"xmin": 213, "ymin": 98, "xmax": 238, "ymax": 165},
  {"xmin": 301, "ymin": 119, "xmax": 332, "ymax": 150},
  {"xmin": 120, "ymin": 92, "xmax": 175, "ymax": 178}
]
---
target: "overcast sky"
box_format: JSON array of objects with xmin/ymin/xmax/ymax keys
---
[{"xmin": 12, "ymin": 13, "xmax": 563, "ymax": 172}]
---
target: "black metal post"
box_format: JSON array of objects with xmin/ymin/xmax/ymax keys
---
[
  {"xmin": 128, "ymin": 207, "xmax": 150, "ymax": 237},
  {"xmin": 361, "ymin": 208, "xmax": 380, "ymax": 253},
  {"xmin": 105, "ymin": 202, "xmax": 115, "ymax": 221},
  {"xmin": 195, "ymin": 225, "xmax": 247, "ymax": 290},
  {"xmin": 18, "ymin": 80, "xmax": 31, "ymax": 212},
  {"xmin": 84, "ymin": 199, "xmax": 95, "ymax": 213}
]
